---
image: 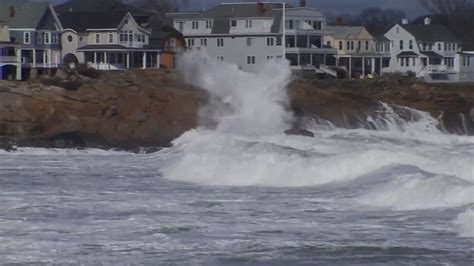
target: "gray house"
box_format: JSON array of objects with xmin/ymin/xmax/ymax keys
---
[
  {"xmin": 167, "ymin": 1, "xmax": 337, "ymax": 73},
  {"xmin": 0, "ymin": 1, "xmax": 63, "ymax": 79},
  {"xmin": 59, "ymin": 11, "xmax": 160, "ymax": 70}
]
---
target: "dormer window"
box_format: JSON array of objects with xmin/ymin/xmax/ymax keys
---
[
  {"xmin": 192, "ymin": 21, "xmax": 199, "ymax": 29},
  {"xmin": 95, "ymin": 33, "xmax": 100, "ymax": 44},
  {"xmin": 206, "ymin": 20, "xmax": 213, "ymax": 29},
  {"xmin": 230, "ymin": 20, "xmax": 237, "ymax": 27}
]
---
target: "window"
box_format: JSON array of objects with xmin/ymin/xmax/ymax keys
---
[
  {"xmin": 231, "ymin": 20, "xmax": 237, "ymax": 27},
  {"xmin": 95, "ymin": 33, "xmax": 100, "ymax": 44},
  {"xmin": 119, "ymin": 31, "xmax": 129, "ymax": 42},
  {"xmin": 206, "ymin": 20, "xmax": 213, "ymax": 29},
  {"xmin": 52, "ymin": 33, "xmax": 59, "ymax": 44},
  {"xmin": 247, "ymin": 56, "xmax": 256, "ymax": 64},
  {"xmin": 327, "ymin": 41, "xmax": 331, "ymax": 47},
  {"xmin": 286, "ymin": 19, "xmax": 294, "ymax": 29},
  {"xmin": 385, "ymin": 43, "xmax": 390, "ymax": 52},
  {"xmin": 245, "ymin": 20, "xmax": 252, "ymax": 28},
  {"xmin": 438, "ymin": 43, "xmax": 442, "ymax": 50},
  {"xmin": 187, "ymin": 38, "xmax": 195, "ymax": 47},
  {"xmin": 400, "ymin": 40, "xmax": 404, "ymax": 50},
  {"xmin": 429, "ymin": 43, "xmax": 433, "ymax": 51},
  {"xmin": 44, "ymin": 32, "xmax": 51, "ymax": 44},
  {"xmin": 365, "ymin": 41, "xmax": 369, "ymax": 51},
  {"xmin": 178, "ymin": 22, "xmax": 184, "ymax": 32},
  {"xmin": 413, "ymin": 58, "xmax": 416, "ymax": 66},
  {"xmin": 217, "ymin": 56, "xmax": 224, "ymax": 62},
  {"xmin": 400, "ymin": 58, "xmax": 404, "ymax": 67},
  {"xmin": 276, "ymin": 36, "xmax": 282, "ymax": 46},
  {"xmin": 409, "ymin": 40, "xmax": 413, "ymax": 50},
  {"xmin": 192, "ymin": 21, "xmax": 199, "ymax": 29},
  {"xmin": 351, "ymin": 41, "xmax": 354, "ymax": 50},
  {"xmin": 312, "ymin": 21, "xmax": 322, "ymax": 30},
  {"xmin": 109, "ymin": 33, "xmax": 114, "ymax": 43},
  {"xmin": 357, "ymin": 41, "xmax": 361, "ymax": 51},
  {"xmin": 200, "ymin": 38, "xmax": 207, "ymax": 46},
  {"xmin": 267, "ymin": 56, "xmax": 274, "ymax": 60},
  {"xmin": 444, "ymin": 43, "xmax": 447, "ymax": 51},
  {"xmin": 339, "ymin": 41, "xmax": 343, "ymax": 50},
  {"xmin": 217, "ymin": 38, "xmax": 224, "ymax": 47},
  {"xmin": 346, "ymin": 41, "xmax": 350, "ymax": 50},
  {"xmin": 23, "ymin": 32, "xmax": 30, "ymax": 44},
  {"xmin": 267, "ymin": 37, "xmax": 274, "ymax": 46},
  {"xmin": 67, "ymin": 35, "xmax": 73, "ymax": 42},
  {"xmin": 446, "ymin": 57, "xmax": 454, "ymax": 67},
  {"xmin": 79, "ymin": 36, "xmax": 83, "ymax": 42},
  {"xmin": 396, "ymin": 27, "xmax": 399, "ymax": 33},
  {"xmin": 423, "ymin": 43, "xmax": 427, "ymax": 50},
  {"xmin": 247, "ymin": 37, "xmax": 254, "ymax": 46}
]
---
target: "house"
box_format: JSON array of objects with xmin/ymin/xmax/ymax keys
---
[
  {"xmin": 148, "ymin": 30, "xmax": 186, "ymax": 69},
  {"xmin": 384, "ymin": 18, "xmax": 463, "ymax": 82},
  {"xmin": 166, "ymin": 1, "xmax": 336, "ymax": 73},
  {"xmin": 0, "ymin": 1, "xmax": 63, "ymax": 79},
  {"xmin": 455, "ymin": 51, "xmax": 474, "ymax": 82},
  {"xmin": 324, "ymin": 26, "xmax": 391, "ymax": 78},
  {"xmin": 0, "ymin": 20, "xmax": 21, "ymax": 80},
  {"xmin": 59, "ymin": 12, "xmax": 160, "ymax": 70}
]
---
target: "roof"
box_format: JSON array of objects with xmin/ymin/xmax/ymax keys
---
[
  {"xmin": 60, "ymin": 12, "xmax": 127, "ymax": 31},
  {"xmin": 421, "ymin": 51, "xmax": 443, "ymax": 58},
  {"xmin": 0, "ymin": 2, "xmax": 49, "ymax": 29},
  {"xmin": 55, "ymin": 0, "xmax": 150, "ymax": 16},
  {"xmin": 77, "ymin": 44, "xmax": 159, "ymax": 51},
  {"xmin": 326, "ymin": 26, "xmax": 365, "ymax": 39},
  {"xmin": 402, "ymin": 24, "xmax": 458, "ymax": 42},
  {"xmin": 167, "ymin": 3, "xmax": 284, "ymax": 34},
  {"xmin": 397, "ymin": 51, "xmax": 419, "ymax": 57},
  {"xmin": 374, "ymin": 35, "xmax": 390, "ymax": 42}
]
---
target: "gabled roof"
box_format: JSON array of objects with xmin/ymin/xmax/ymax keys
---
[
  {"xmin": 55, "ymin": 0, "xmax": 150, "ymax": 16},
  {"xmin": 0, "ymin": 2, "xmax": 50, "ymax": 29},
  {"xmin": 167, "ymin": 3, "xmax": 284, "ymax": 34},
  {"xmin": 60, "ymin": 12, "xmax": 128, "ymax": 32},
  {"xmin": 326, "ymin": 26, "xmax": 366, "ymax": 39},
  {"xmin": 401, "ymin": 24, "xmax": 458, "ymax": 42}
]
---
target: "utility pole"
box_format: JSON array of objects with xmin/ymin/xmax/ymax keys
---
[{"xmin": 282, "ymin": 2, "xmax": 286, "ymax": 59}]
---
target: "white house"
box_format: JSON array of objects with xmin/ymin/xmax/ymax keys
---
[
  {"xmin": 383, "ymin": 18, "xmax": 465, "ymax": 82},
  {"xmin": 324, "ymin": 26, "xmax": 391, "ymax": 78},
  {"xmin": 166, "ymin": 1, "xmax": 336, "ymax": 73},
  {"xmin": 455, "ymin": 52, "xmax": 474, "ymax": 82},
  {"xmin": 0, "ymin": 20, "xmax": 21, "ymax": 80},
  {"xmin": 59, "ymin": 11, "xmax": 160, "ymax": 70}
]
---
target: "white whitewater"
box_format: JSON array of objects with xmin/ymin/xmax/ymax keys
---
[{"xmin": 160, "ymin": 51, "xmax": 474, "ymax": 238}]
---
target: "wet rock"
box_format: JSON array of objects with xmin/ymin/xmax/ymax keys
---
[{"xmin": 284, "ymin": 129, "xmax": 315, "ymax": 138}]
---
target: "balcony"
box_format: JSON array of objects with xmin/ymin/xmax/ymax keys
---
[{"xmin": 0, "ymin": 56, "xmax": 19, "ymax": 63}]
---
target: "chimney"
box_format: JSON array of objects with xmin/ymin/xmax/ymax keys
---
[
  {"xmin": 402, "ymin": 19, "xmax": 408, "ymax": 25},
  {"xmin": 256, "ymin": 2, "xmax": 265, "ymax": 16},
  {"xmin": 424, "ymin": 17, "xmax": 431, "ymax": 25},
  {"xmin": 9, "ymin": 6, "xmax": 15, "ymax": 18},
  {"xmin": 299, "ymin": 0, "xmax": 306, "ymax": 7},
  {"xmin": 336, "ymin": 17, "xmax": 344, "ymax": 26}
]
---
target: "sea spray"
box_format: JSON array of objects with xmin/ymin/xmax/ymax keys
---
[{"xmin": 177, "ymin": 50, "xmax": 293, "ymax": 136}]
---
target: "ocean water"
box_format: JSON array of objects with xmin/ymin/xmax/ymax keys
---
[{"xmin": 0, "ymin": 52, "xmax": 473, "ymax": 264}]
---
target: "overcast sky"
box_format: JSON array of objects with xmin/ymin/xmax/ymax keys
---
[{"xmin": 47, "ymin": 0, "xmax": 426, "ymax": 17}]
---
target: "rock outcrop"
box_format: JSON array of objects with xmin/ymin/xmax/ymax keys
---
[
  {"xmin": 0, "ymin": 70, "xmax": 206, "ymax": 150},
  {"xmin": 0, "ymin": 70, "xmax": 473, "ymax": 150}
]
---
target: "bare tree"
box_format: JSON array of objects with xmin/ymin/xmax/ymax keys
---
[{"xmin": 418, "ymin": 0, "xmax": 473, "ymax": 15}]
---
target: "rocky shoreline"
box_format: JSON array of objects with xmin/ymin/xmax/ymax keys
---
[{"xmin": 1, "ymin": 70, "xmax": 473, "ymax": 151}]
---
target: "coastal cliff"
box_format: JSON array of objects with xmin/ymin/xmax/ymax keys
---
[{"xmin": 0, "ymin": 70, "xmax": 473, "ymax": 150}]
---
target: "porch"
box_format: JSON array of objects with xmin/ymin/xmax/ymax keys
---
[
  {"xmin": 0, "ymin": 45, "xmax": 21, "ymax": 80},
  {"xmin": 80, "ymin": 47, "xmax": 160, "ymax": 70},
  {"xmin": 337, "ymin": 55, "xmax": 391, "ymax": 78}
]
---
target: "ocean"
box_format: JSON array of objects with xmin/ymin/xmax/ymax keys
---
[{"xmin": 0, "ymin": 51, "xmax": 472, "ymax": 264}]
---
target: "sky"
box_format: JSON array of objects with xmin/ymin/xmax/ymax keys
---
[{"xmin": 47, "ymin": 0, "xmax": 426, "ymax": 18}]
